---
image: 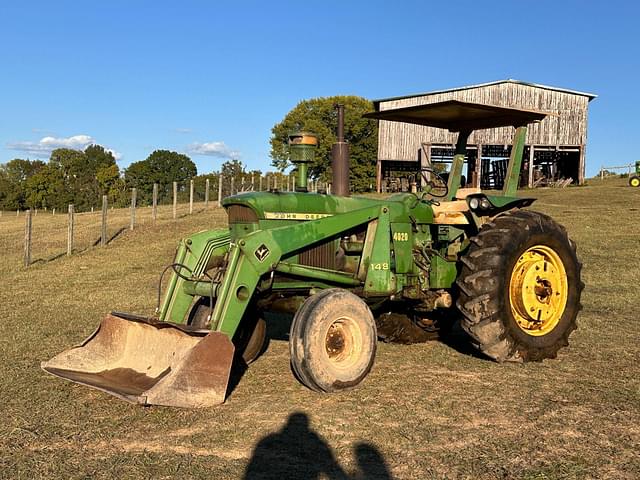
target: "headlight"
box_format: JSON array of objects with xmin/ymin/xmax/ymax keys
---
[
  {"xmin": 480, "ymin": 198, "xmax": 491, "ymax": 210},
  {"xmin": 469, "ymin": 198, "xmax": 479, "ymax": 210}
]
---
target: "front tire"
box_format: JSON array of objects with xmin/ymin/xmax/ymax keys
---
[
  {"xmin": 289, "ymin": 289, "xmax": 377, "ymax": 392},
  {"xmin": 457, "ymin": 210, "xmax": 583, "ymax": 362},
  {"xmin": 188, "ymin": 301, "xmax": 266, "ymax": 364},
  {"xmin": 629, "ymin": 175, "xmax": 640, "ymax": 187}
]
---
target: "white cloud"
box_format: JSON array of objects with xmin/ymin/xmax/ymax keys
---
[
  {"xmin": 7, "ymin": 134, "xmax": 122, "ymax": 161},
  {"xmin": 187, "ymin": 141, "xmax": 240, "ymax": 160}
]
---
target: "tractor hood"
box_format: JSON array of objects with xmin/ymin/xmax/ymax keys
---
[{"xmin": 221, "ymin": 191, "xmax": 434, "ymax": 224}]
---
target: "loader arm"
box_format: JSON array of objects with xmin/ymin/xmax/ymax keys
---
[{"xmin": 208, "ymin": 204, "xmax": 386, "ymax": 337}]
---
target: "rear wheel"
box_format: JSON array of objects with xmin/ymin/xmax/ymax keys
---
[
  {"xmin": 457, "ymin": 210, "xmax": 583, "ymax": 362},
  {"xmin": 629, "ymin": 175, "xmax": 640, "ymax": 187},
  {"xmin": 289, "ymin": 289, "xmax": 377, "ymax": 392}
]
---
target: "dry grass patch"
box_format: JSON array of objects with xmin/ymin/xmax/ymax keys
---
[{"xmin": 1, "ymin": 179, "xmax": 639, "ymax": 479}]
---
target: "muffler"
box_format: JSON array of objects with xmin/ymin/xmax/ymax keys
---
[{"xmin": 41, "ymin": 313, "xmax": 234, "ymax": 408}]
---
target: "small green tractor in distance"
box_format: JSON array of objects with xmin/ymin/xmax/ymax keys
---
[
  {"xmin": 629, "ymin": 161, "xmax": 640, "ymax": 187},
  {"xmin": 44, "ymin": 101, "xmax": 584, "ymax": 408}
]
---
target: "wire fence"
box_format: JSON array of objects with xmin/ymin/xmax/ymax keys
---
[
  {"xmin": 598, "ymin": 163, "xmax": 637, "ymax": 179},
  {"xmin": 2, "ymin": 174, "xmax": 320, "ymax": 268}
]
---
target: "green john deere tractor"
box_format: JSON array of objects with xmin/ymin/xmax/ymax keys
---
[
  {"xmin": 629, "ymin": 161, "xmax": 640, "ymax": 187},
  {"xmin": 43, "ymin": 101, "xmax": 584, "ymax": 408}
]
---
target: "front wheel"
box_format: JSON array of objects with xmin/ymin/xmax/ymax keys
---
[
  {"xmin": 289, "ymin": 289, "xmax": 377, "ymax": 392},
  {"xmin": 188, "ymin": 301, "xmax": 267, "ymax": 364},
  {"xmin": 629, "ymin": 175, "xmax": 640, "ymax": 187},
  {"xmin": 457, "ymin": 210, "xmax": 583, "ymax": 362}
]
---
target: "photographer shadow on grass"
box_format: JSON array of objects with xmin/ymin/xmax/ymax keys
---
[{"xmin": 243, "ymin": 412, "xmax": 392, "ymax": 480}]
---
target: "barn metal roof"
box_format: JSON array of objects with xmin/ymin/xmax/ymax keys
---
[
  {"xmin": 372, "ymin": 79, "xmax": 597, "ymax": 106},
  {"xmin": 364, "ymin": 100, "xmax": 552, "ymax": 131}
]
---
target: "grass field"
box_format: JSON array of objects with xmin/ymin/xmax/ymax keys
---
[{"xmin": 1, "ymin": 179, "xmax": 639, "ymax": 479}]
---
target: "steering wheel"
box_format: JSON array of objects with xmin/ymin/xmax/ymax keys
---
[{"xmin": 418, "ymin": 167, "xmax": 449, "ymax": 198}]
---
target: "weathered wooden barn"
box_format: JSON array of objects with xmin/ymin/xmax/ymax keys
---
[{"xmin": 374, "ymin": 80, "xmax": 596, "ymax": 192}]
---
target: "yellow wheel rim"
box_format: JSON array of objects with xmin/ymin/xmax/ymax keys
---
[
  {"xmin": 509, "ymin": 245, "xmax": 568, "ymax": 336},
  {"xmin": 631, "ymin": 177, "xmax": 640, "ymax": 187}
]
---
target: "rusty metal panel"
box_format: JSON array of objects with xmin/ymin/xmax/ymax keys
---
[{"xmin": 227, "ymin": 205, "xmax": 258, "ymax": 223}]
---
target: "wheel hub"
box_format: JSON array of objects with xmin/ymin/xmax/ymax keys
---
[
  {"xmin": 324, "ymin": 317, "xmax": 362, "ymax": 367},
  {"xmin": 509, "ymin": 245, "xmax": 568, "ymax": 336}
]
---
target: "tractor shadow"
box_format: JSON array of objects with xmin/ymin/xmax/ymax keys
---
[{"xmin": 243, "ymin": 411, "xmax": 393, "ymax": 480}]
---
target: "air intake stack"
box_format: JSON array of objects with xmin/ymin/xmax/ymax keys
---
[
  {"xmin": 288, "ymin": 132, "xmax": 318, "ymax": 192},
  {"xmin": 331, "ymin": 104, "xmax": 350, "ymax": 196}
]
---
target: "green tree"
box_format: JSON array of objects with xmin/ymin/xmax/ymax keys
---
[
  {"xmin": 125, "ymin": 150, "xmax": 197, "ymax": 204},
  {"xmin": 0, "ymin": 159, "xmax": 46, "ymax": 209},
  {"xmin": 47, "ymin": 145, "xmax": 119, "ymax": 210},
  {"xmin": 270, "ymin": 95, "xmax": 378, "ymax": 192},
  {"xmin": 24, "ymin": 163, "xmax": 69, "ymax": 209}
]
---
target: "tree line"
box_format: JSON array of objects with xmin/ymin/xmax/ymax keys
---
[
  {"xmin": 0, "ymin": 150, "xmax": 265, "ymax": 212},
  {"xmin": 0, "ymin": 95, "xmax": 378, "ymax": 211}
]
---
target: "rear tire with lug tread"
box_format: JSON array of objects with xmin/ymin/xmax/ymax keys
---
[
  {"xmin": 289, "ymin": 289, "xmax": 377, "ymax": 393},
  {"xmin": 457, "ymin": 209, "xmax": 583, "ymax": 362}
]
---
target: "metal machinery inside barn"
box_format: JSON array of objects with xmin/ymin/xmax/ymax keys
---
[{"xmin": 375, "ymin": 80, "xmax": 597, "ymax": 192}]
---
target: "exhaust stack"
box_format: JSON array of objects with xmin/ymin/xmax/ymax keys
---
[{"xmin": 331, "ymin": 104, "xmax": 350, "ymax": 197}]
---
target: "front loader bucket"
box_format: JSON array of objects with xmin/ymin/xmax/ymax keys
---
[{"xmin": 41, "ymin": 313, "xmax": 235, "ymax": 408}]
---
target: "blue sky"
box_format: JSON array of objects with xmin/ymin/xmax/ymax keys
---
[{"xmin": 0, "ymin": 0, "xmax": 638, "ymax": 177}]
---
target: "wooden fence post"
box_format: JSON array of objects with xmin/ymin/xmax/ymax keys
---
[
  {"xmin": 101, "ymin": 195, "xmax": 108, "ymax": 246},
  {"xmin": 52, "ymin": 208, "xmax": 55, "ymax": 215},
  {"xmin": 67, "ymin": 204, "xmax": 74, "ymax": 256},
  {"xmin": 152, "ymin": 183, "xmax": 158, "ymax": 224},
  {"xmin": 24, "ymin": 209, "xmax": 32, "ymax": 267},
  {"xmin": 251, "ymin": 174, "xmax": 255, "ymax": 191},
  {"xmin": 218, "ymin": 176, "xmax": 223, "ymax": 206},
  {"xmin": 205, "ymin": 179, "xmax": 210, "ymax": 208},
  {"xmin": 130, "ymin": 188, "xmax": 137, "ymax": 230},
  {"xmin": 259, "ymin": 175, "xmax": 263, "ymax": 191},
  {"xmin": 173, "ymin": 181, "xmax": 178, "ymax": 219},
  {"xmin": 231, "ymin": 177, "xmax": 235, "ymax": 196},
  {"xmin": 189, "ymin": 179, "xmax": 194, "ymax": 214}
]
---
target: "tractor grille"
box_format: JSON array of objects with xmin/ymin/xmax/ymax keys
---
[
  {"xmin": 299, "ymin": 240, "xmax": 336, "ymax": 270},
  {"xmin": 227, "ymin": 205, "xmax": 258, "ymax": 223}
]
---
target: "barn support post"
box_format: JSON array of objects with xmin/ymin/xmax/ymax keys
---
[
  {"xmin": 528, "ymin": 146, "xmax": 535, "ymax": 188},
  {"xmin": 474, "ymin": 144, "xmax": 482, "ymax": 188},
  {"xmin": 376, "ymin": 159, "xmax": 382, "ymax": 193},
  {"xmin": 578, "ymin": 145, "xmax": 586, "ymax": 185}
]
